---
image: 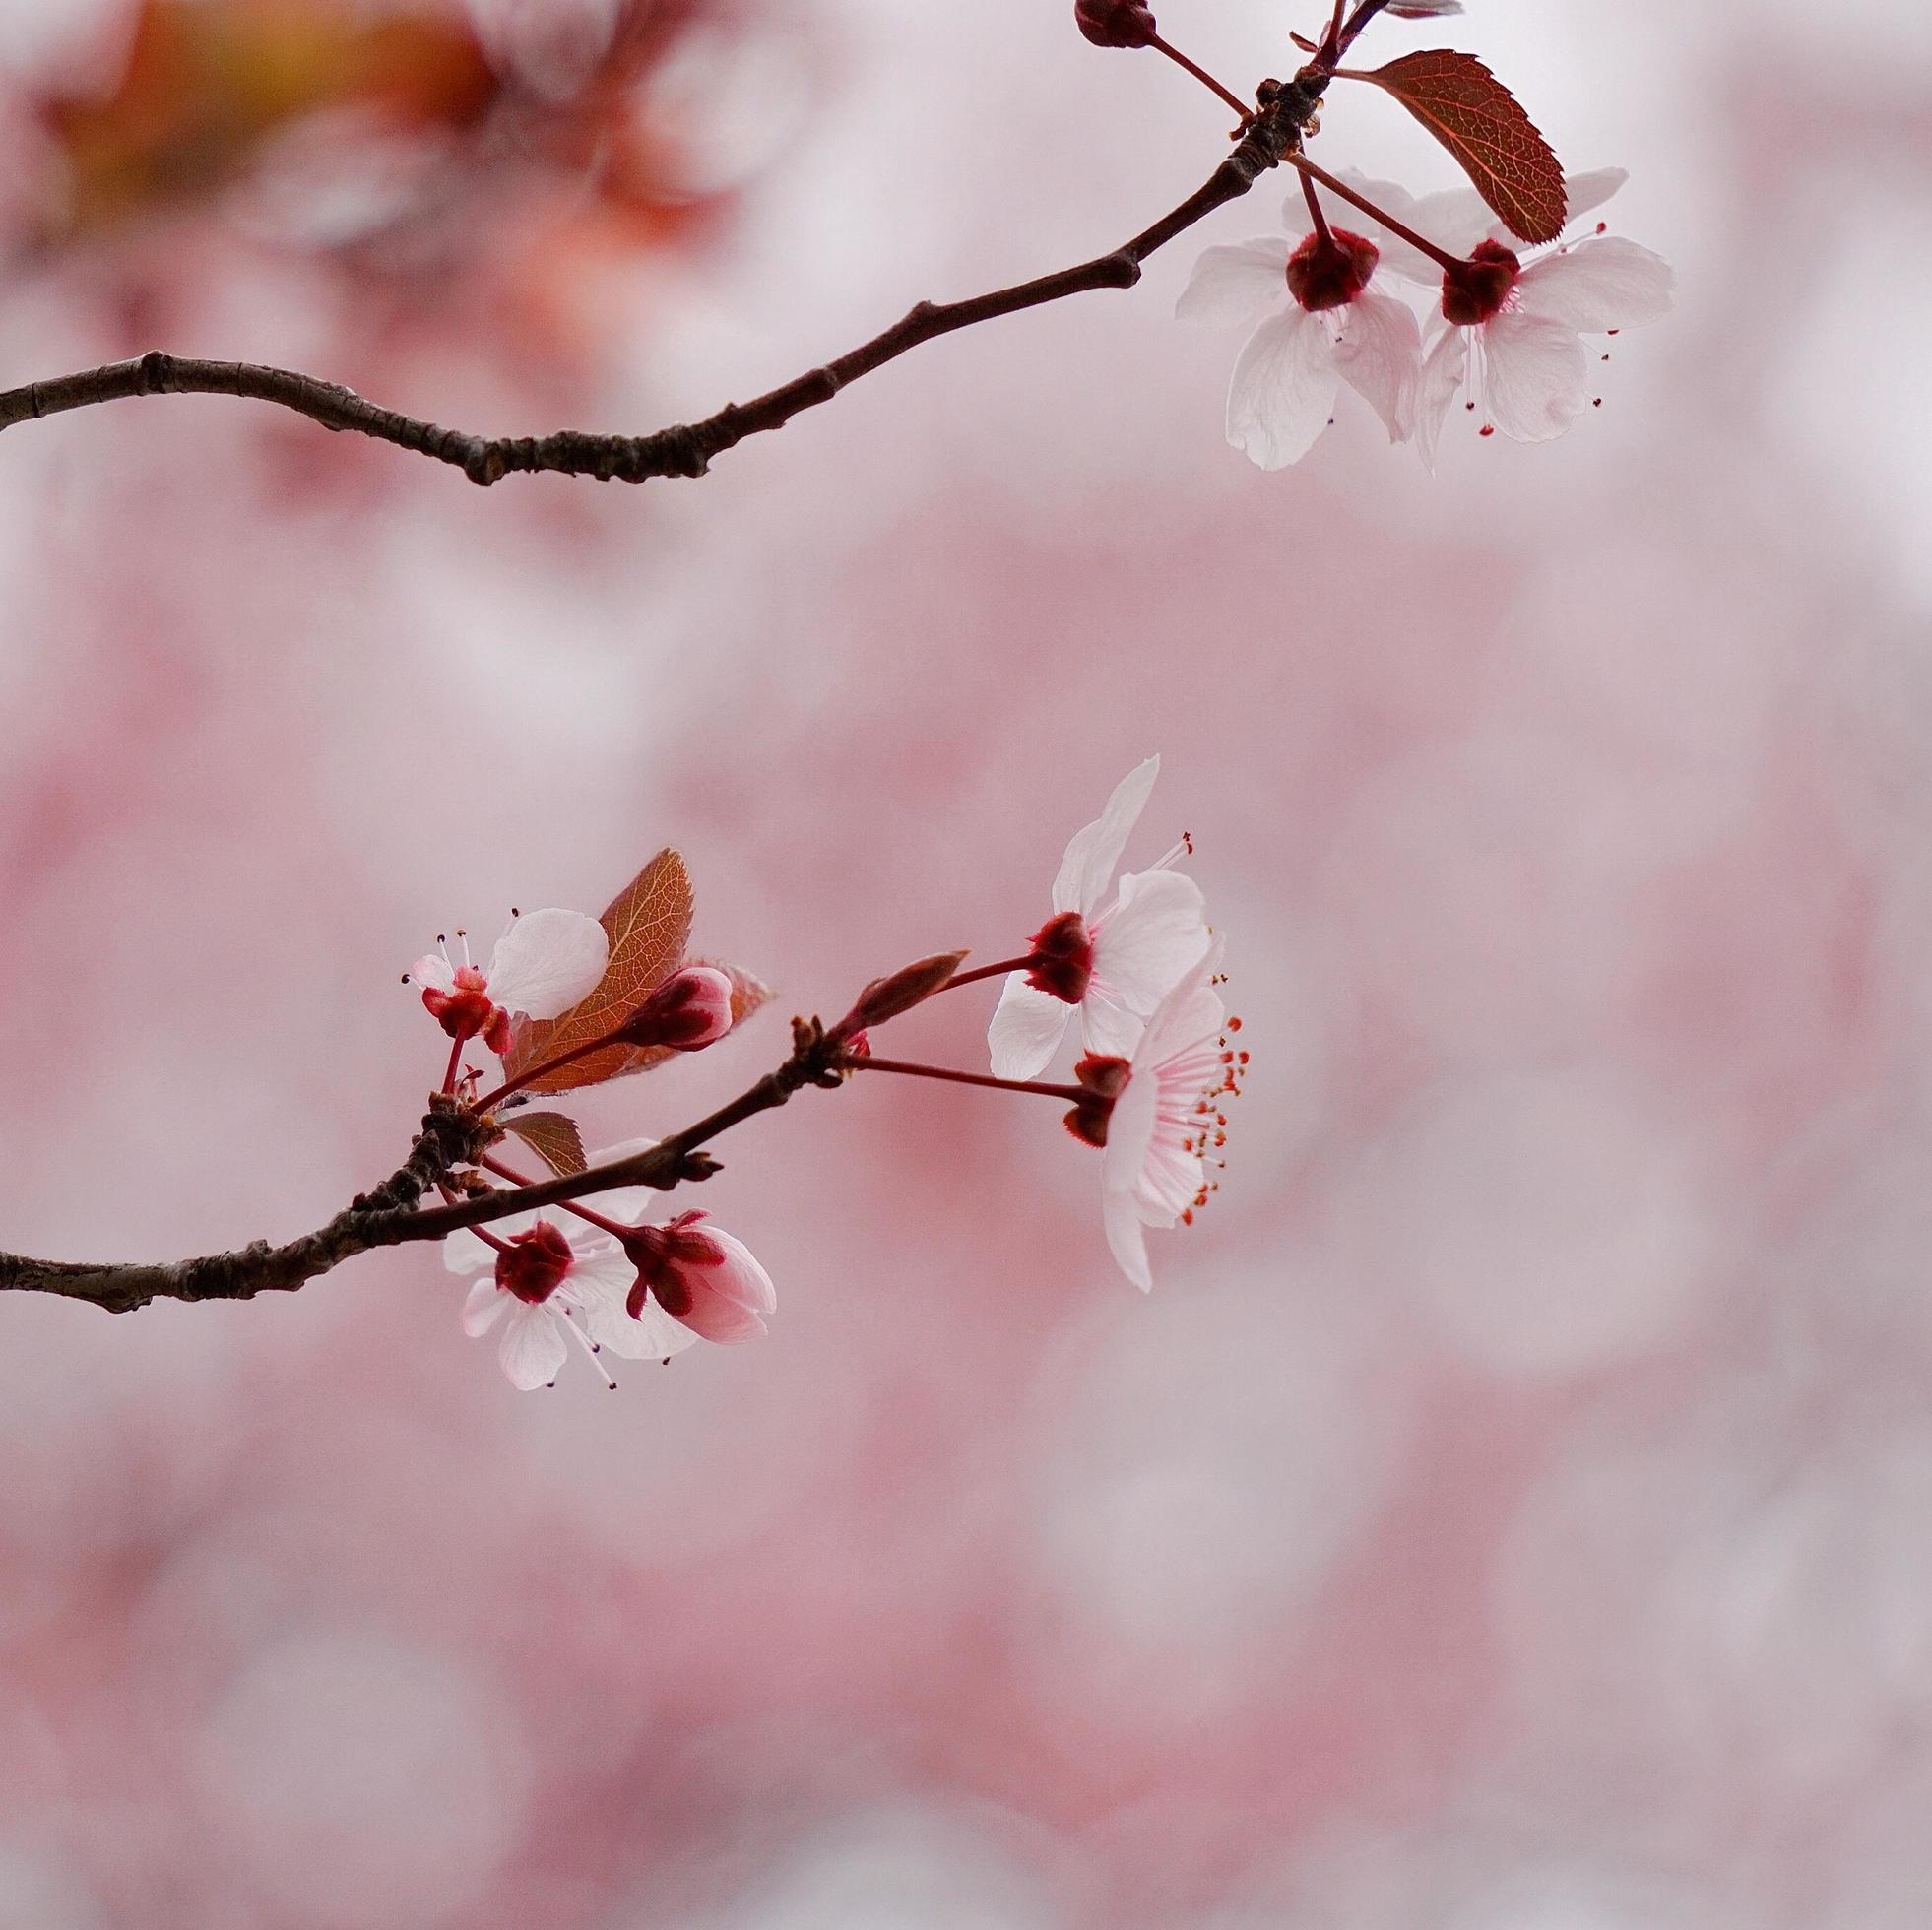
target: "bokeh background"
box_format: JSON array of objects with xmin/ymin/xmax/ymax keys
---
[{"xmin": 2, "ymin": 0, "xmax": 1930, "ymax": 1923}]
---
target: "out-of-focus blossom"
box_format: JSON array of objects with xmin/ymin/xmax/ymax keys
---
[
  {"xmin": 1177, "ymin": 221, "xmax": 1423, "ymax": 468},
  {"xmin": 1098, "ymin": 939, "xmax": 1239, "ymax": 1291},
  {"xmin": 989, "ymin": 755, "xmax": 1209, "ymax": 1079},
  {"xmin": 408, "ymin": 908, "xmax": 608, "ymax": 1054}
]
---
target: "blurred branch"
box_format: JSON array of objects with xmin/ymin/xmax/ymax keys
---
[
  {"xmin": 0, "ymin": 93, "xmax": 1317, "ymax": 487},
  {"xmin": 0, "ymin": 1019, "xmax": 844, "ymax": 1316}
]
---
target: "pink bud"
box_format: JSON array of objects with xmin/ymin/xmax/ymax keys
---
[
  {"xmin": 1075, "ymin": 0, "xmax": 1157, "ymax": 50},
  {"xmin": 622, "ymin": 1213, "xmax": 776, "ymax": 1344},
  {"xmin": 616, "ymin": 965, "xmax": 737, "ymax": 1052}
]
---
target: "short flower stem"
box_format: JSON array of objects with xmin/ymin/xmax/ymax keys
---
[
  {"xmin": 1147, "ymin": 34, "xmax": 1255, "ymax": 122},
  {"xmin": 481, "ymin": 1153, "xmax": 633, "ymax": 1240},
  {"xmin": 1300, "ymin": 166, "xmax": 1333, "ymax": 245},
  {"xmin": 472, "ymin": 1034, "xmax": 621, "ymax": 1114},
  {"xmin": 847, "ymin": 1055, "xmax": 1087, "ymax": 1104},
  {"xmin": 1289, "ymin": 153, "xmax": 1463, "ymax": 274},
  {"xmin": 941, "ymin": 956, "xmax": 1037, "ymax": 993},
  {"xmin": 441, "ymin": 1038, "xmax": 464, "ymax": 1095},
  {"xmin": 1321, "ymin": 0, "xmax": 1347, "ymax": 60}
]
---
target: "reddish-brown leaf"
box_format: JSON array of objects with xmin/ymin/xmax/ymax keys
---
[
  {"xmin": 501, "ymin": 849, "xmax": 695, "ymax": 1094},
  {"xmin": 1359, "ymin": 50, "xmax": 1566, "ymax": 244},
  {"xmin": 503, "ymin": 1110, "xmax": 588, "ymax": 1177}
]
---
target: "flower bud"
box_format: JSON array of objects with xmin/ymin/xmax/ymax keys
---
[
  {"xmin": 1076, "ymin": 0, "xmax": 1157, "ymax": 50},
  {"xmin": 837, "ymin": 950, "xmax": 968, "ymax": 1040},
  {"xmin": 614, "ymin": 965, "xmax": 737, "ymax": 1052}
]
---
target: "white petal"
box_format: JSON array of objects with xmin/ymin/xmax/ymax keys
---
[
  {"xmin": 675, "ymin": 1230, "xmax": 777, "ymax": 1345},
  {"xmin": 989, "ymin": 975, "xmax": 1073, "ymax": 1080},
  {"xmin": 589, "ymin": 1291, "xmax": 700, "ymax": 1361},
  {"xmin": 444, "ymin": 1227, "xmax": 494, "ymax": 1275},
  {"xmin": 462, "ymin": 1278, "xmax": 507, "ymax": 1337},
  {"xmin": 1175, "ymin": 238, "xmax": 1292, "ymax": 328},
  {"xmin": 567, "ymin": 1242, "xmax": 635, "ymax": 1300},
  {"xmin": 1051, "ymin": 755, "xmax": 1160, "ymax": 917},
  {"xmin": 1226, "ymin": 308, "xmax": 1341, "ymax": 471},
  {"xmin": 1414, "ymin": 326, "xmax": 1467, "ymax": 472},
  {"xmin": 1080, "ymin": 979, "xmax": 1145, "ymax": 1062},
  {"xmin": 1336, "ymin": 290, "xmax": 1424, "ymax": 441},
  {"xmin": 1091, "ymin": 869, "xmax": 1211, "ymax": 1015},
  {"xmin": 496, "ymin": 1306, "xmax": 569, "ymax": 1389},
  {"xmin": 410, "ymin": 953, "xmax": 455, "ymax": 996},
  {"xmin": 1101, "ymin": 1067, "xmax": 1160, "ymax": 1214},
  {"xmin": 483, "ymin": 908, "xmax": 609, "ymax": 1019},
  {"xmin": 1515, "ymin": 236, "xmax": 1674, "ymax": 332},
  {"xmin": 1102, "ymin": 1167, "xmax": 1155, "ymax": 1292},
  {"xmin": 1133, "ymin": 933, "xmax": 1227, "ymax": 1068},
  {"xmin": 1480, "ymin": 311, "xmax": 1589, "ymax": 443}
]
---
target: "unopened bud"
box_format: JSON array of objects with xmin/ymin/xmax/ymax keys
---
[
  {"xmin": 614, "ymin": 965, "xmax": 737, "ymax": 1052},
  {"xmin": 837, "ymin": 950, "xmax": 968, "ymax": 1040},
  {"xmin": 1075, "ymin": 0, "xmax": 1157, "ymax": 50}
]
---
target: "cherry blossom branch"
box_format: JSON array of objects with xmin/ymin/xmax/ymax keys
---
[
  {"xmin": 0, "ymin": 90, "xmax": 1320, "ymax": 489},
  {"xmin": 0, "ymin": 1018, "xmax": 847, "ymax": 1317}
]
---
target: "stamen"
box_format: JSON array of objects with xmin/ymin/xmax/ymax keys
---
[
  {"xmin": 561, "ymin": 1310, "xmax": 617, "ymax": 1389},
  {"xmin": 1149, "ymin": 833, "xmax": 1195, "ymax": 871}
]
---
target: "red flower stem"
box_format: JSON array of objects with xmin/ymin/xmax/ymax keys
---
[
  {"xmin": 1300, "ymin": 165, "xmax": 1333, "ymax": 244},
  {"xmin": 1288, "ymin": 152, "xmax": 1463, "ymax": 273},
  {"xmin": 437, "ymin": 1177, "xmax": 511, "ymax": 1252},
  {"xmin": 1321, "ymin": 0, "xmax": 1347, "ymax": 59},
  {"xmin": 441, "ymin": 1038, "xmax": 464, "ymax": 1095},
  {"xmin": 480, "ymin": 1153, "xmax": 633, "ymax": 1239},
  {"xmin": 848, "ymin": 1055, "xmax": 1087, "ymax": 1103},
  {"xmin": 940, "ymin": 955, "xmax": 1038, "ymax": 992},
  {"xmin": 472, "ymin": 1034, "xmax": 621, "ymax": 1114},
  {"xmin": 1146, "ymin": 34, "xmax": 1254, "ymax": 121}
]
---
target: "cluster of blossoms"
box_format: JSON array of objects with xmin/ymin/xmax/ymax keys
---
[
  {"xmin": 1178, "ymin": 168, "xmax": 1673, "ymax": 470},
  {"xmin": 404, "ymin": 759, "xmax": 1241, "ymax": 1389}
]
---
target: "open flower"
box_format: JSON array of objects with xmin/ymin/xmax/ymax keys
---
[
  {"xmin": 407, "ymin": 908, "xmax": 608, "ymax": 1055},
  {"xmin": 1177, "ymin": 219, "xmax": 1423, "ymax": 468},
  {"xmin": 989, "ymin": 755, "xmax": 1210, "ymax": 1080},
  {"xmin": 1097, "ymin": 939, "xmax": 1242, "ymax": 1291},
  {"xmin": 444, "ymin": 1211, "xmax": 695, "ymax": 1391}
]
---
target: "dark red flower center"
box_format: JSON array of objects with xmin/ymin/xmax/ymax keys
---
[
  {"xmin": 494, "ymin": 1221, "xmax": 574, "ymax": 1305},
  {"xmin": 1026, "ymin": 912, "xmax": 1095, "ymax": 1004},
  {"xmin": 1441, "ymin": 240, "xmax": 1521, "ymax": 326},
  {"xmin": 622, "ymin": 1212, "xmax": 727, "ymax": 1320},
  {"xmin": 1064, "ymin": 1052, "xmax": 1131, "ymax": 1147},
  {"xmin": 1286, "ymin": 228, "xmax": 1379, "ymax": 313}
]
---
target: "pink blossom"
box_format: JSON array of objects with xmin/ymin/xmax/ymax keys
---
[
  {"xmin": 619, "ymin": 1211, "xmax": 777, "ymax": 1344},
  {"xmin": 617, "ymin": 963, "xmax": 737, "ymax": 1051},
  {"xmin": 407, "ymin": 908, "xmax": 608, "ymax": 1055},
  {"xmin": 1098, "ymin": 940, "xmax": 1241, "ymax": 1291},
  {"xmin": 989, "ymin": 755, "xmax": 1210, "ymax": 1080},
  {"xmin": 1177, "ymin": 220, "xmax": 1423, "ymax": 468}
]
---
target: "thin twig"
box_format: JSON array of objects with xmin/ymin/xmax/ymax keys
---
[{"xmin": 0, "ymin": 96, "xmax": 1315, "ymax": 488}]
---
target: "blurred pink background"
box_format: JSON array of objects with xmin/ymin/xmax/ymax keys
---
[{"xmin": 3, "ymin": 0, "xmax": 1931, "ymax": 1923}]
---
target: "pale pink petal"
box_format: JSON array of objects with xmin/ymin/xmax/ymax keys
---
[
  {"xmin": 1091, "ymin": 869, "xmax": 1211, "ymax": 1015},
  {"xmin": 1480, "ymin": 311, "xmax": 1589, "ymax": 442},
  {"xmin": 411, "ymin": 953, "xmax": 456, "ymax": 996},
  {"xmin": 1414, "ymin": 326, "xmax": 1467, "ymax": 472},
  {"xmin": 1134, "ymin": 936, "xmax": 1227, "ymax": 1067},
  {"xmin": 989, "ymin": 975, "xmax": 1074, "ymax": 1079},
  {"xmin": 1051, "ymin": 755, "xmax": 1160, "ymax": 916},
  {"xmin": 1103, "ymin": 1184, "xmax": 1154, "ymax": 1292},
  {"xmin": 1100, "ymin": 1070, "xmax": 1161, "ymax": 1228},
  {"xmin": 1226, "ymin": 307, "xmax": 1341, "ymax": 471},
  {"xmin": 1175, "ymin": 238, "xmax": 1292, "ymax": 328},
  {"xmin": 1514, "ymin": 236, "xmax": 1674, "ymax": 332},
  {"xmin": 462, "ymin": 1279, "xmax": 507, "ymax": 1337},
  {"xmin": 1080, "ymin": 979, "xmax": 1144, "ymax": 1061},
  {"xmin": 567, "ymin": 1242, "xmax": 635, "ymax": 1301},
  {"xmin": 589, "ymin": 1292, "xmax": 700, "ymax": 1361},
  {"xmin": 496, "ymin": 1305, "xmax": 568, "ymax": 1389},
  {"xmin": 483, "ymin": 908, "xmax": 609, "ymax": 1019},
  {"xmin": 674, "ymin": 1230, "xmax": 776, "ymax": 1345},
  {"xmin": 1335, "ymin": 290, "xmax": 1424, "ymax": 441}
]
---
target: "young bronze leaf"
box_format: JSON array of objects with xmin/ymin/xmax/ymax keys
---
[
  {"xmin": 501, "ymin": 848, "xmax": 695, "ymax": 1094},
  {"xmin": 503, "ymin": 1110, "xmax": 588, "ymax": 1177},
  {"xmin": 1360, "ymin": 50, "xmax": 1566, "ymax": 244}
]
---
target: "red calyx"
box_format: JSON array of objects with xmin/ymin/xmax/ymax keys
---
[
  {"xmin": 1286, "ymin": 228, "xmax": 1379, "ymax": 312},
  {"xmin": 1026, "ymin": 911, "xmax": 1095, "ymax": 1004},
  {"xmin": 1441, "ymin": 240, "xmax": 1521, "ymax": 326},
  {"xmin": 1065, "ymin": 1052, "xmax": 1131, "ymax": 1148},
  {"xmin": 622, "ymin": 1212, "xmax": 727, "ymax": 1321},
  {"xmin": 1075, "ymin": 0, "xmax": 1157, "ymax": 49},
  {"xmin": 421, "ymin": 964, "xmax": 507, "ymax": 1048},
  {"xmin": 495, "ymin": 1222, "xmax": 575, "ymax": 1305}
]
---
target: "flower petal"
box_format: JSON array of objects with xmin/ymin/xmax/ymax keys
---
[
  {"xmin": 1175, "ymin": 238, "xmax": 1292, "ymax": 328},
  {"xmin": 673, "ymin": 1230, "xmax": 776, "ymax": 1345},
  {"xmin": 1414, "ymin": 326, "xmax": 1467, "ymax": 472},
  {"xmin": 1052, "ymin": 755, "xmax": 1160, "ymax": 917},
  {"xmin": 1336, "ymin": 290, "xmax": 1424, "ymax": 441},
  {"xmin": 1091, "ymin": 868, "xmax": 1211, "ymax": 1015},
  {"xmin": 1515, "ymin": 236, "xmax": 1674, "ymax": 332},
  {"xmin": 462, "ymin": 1278, "xmax": 507, "ymax": 1337},
  {"xmin": 591, "ymin": 1292, "xmax": 701, "ymax": 1361},
  {"xmin": 1480, "ymin": 310, "xmax": 1589, "ymax": 442},
  {"xmin": 483, "ymin": 908, "xmax": 609, "ymax": 1020},
  {"xmin": 989, "ymin": 975, "xmax": 1074, "ymax": 1078},
  {"xmin": 1226, "ymin": 308, "xmax": 1341, "ymax": 471},
  {"xmin": 411, "ymin": 953, "xmax": 455, "ymax": 996},
  {"xmin": 496, "ymin": 1306, "xmax": 568, "ymax": 1390}
]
